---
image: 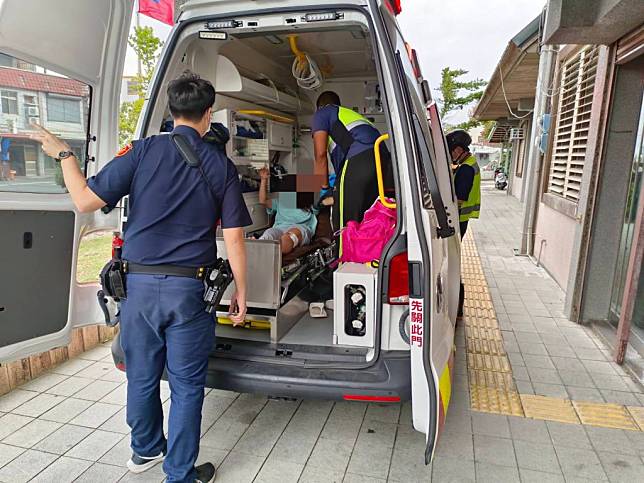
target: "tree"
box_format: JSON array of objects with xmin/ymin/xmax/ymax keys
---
[
  {"xmin": 119, "ymin": 26, "xmax": 163, "ymax": 146},
  {"xmin": 436, "ymin": 67, "xmax": 486, "ymax": 131}
]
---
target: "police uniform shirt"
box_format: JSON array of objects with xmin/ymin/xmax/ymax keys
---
[
  {"xmin": 87, "ymin": 125, "xmax": 252, "ymax": 267},
  {"xmin": 311, "ymin": 105, "xmax": 380, "ymax": 174}
]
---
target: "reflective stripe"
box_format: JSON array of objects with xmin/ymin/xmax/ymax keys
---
[
  {"xmin": 327, "ymin": 137, "xmax": 337, "ymax": 154},
  {"xmin": 345, "ymin": 119, "xmax": 372, "ymax": 131},
  {"xmin": 338, "ymin": 158, "xmax": 350, "ymax": 257},
  {"xmin": 459, "ymin": 204, "xmax": 481, "ymax": 215}
]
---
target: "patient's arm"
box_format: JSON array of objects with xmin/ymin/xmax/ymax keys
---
[{"xmin": 258, "ymin": 167, "xmax": 272, "ymax": 208}]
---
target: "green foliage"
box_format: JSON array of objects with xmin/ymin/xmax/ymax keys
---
[
  {"xmin": 118, "ymin": 26, "xmax": 163, "ymax": 146},
  {"xmin": 437, "ymin": 67, "xmax": 486, "ymax": 130},
  {"xmin": 481, "ymin": 120, "xmax": 496, "ymax": 141}
]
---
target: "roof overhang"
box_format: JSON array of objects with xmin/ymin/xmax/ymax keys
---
[
  {"xmin": 473, "ymin": 16, "xmax": 541, "ymax": 122},
  {"xmin": 543, "ymin": 0, "xmax": 644, "ymax": 45}
]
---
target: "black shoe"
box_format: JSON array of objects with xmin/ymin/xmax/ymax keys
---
[
  {"xmin": 126, "ymin": 450, "xmax": 165, "ymax": 473},
  {"xmin": 195, "ymin": 462, "xmax": 216, "ymax": 483}
]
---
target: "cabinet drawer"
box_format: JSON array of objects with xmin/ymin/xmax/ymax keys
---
[{"xmin": 268, "ymin": 121, "xmax": 293, "ymax": 150}]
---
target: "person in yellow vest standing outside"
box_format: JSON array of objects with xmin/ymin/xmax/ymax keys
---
[
  {"xmin": 311, "ymin": 91, "xmax": 392, "ymax": 243},
  {"xmin": 446, "ymin": 129, "xmax": 481, "ymax": 318}
]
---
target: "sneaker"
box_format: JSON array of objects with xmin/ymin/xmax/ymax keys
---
[
  {"xmin": 126, "ymin": 451, "xmax": 165, "ymax": 473},
  {"xmin": 195, "ymin": 462, "xmax": 216, "ymax": 483}
]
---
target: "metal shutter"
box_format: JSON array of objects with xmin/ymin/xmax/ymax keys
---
[{"xmin": 548, "ymin": 46, "xmax": 599, "ymax": 202}]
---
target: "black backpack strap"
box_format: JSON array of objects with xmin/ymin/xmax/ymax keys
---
[{"xmin": 170, "ymin": 133, "xmax": 220, "ymax": 204}]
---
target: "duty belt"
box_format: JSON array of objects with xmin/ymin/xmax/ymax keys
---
[{"xmin": 124, "ymin": 261, "xmax": 209, "ymax": 280}]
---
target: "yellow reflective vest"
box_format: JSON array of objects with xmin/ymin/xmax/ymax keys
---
[{"xmin": 458, "ymin": 154, "xmax": 481, "ymax": 222}]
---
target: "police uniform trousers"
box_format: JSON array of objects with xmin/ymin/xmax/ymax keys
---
[{"xmin": 120, "ymin": 273, "xmax": 215, "ymax": 483}]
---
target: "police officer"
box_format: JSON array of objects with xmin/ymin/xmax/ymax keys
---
[
  {"xmin": 312, "ymin": 91, "xmax": 391, "ymax": 244},
  {"xmin": 446, "ymin": 129, "xmax": 481, "ymax": 320},
  {"xmin": 446, "ymin": 129, "xmax": 481, "ymax": 239},
  {"xmin": 31, "ymin": 70, "xmax": 252, "ymax": 483}
]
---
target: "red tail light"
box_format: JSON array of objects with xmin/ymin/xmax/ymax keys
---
[
  {"xmin": 343, "ymin": 394, "xmax": 401, "ymax": 402},
  {"xmin": 388, "ymin": 251, "xmax": 409, "ymax": 304},
  {"xmin": 385, "ymin": 0, "xmax": 402, "ymax": 15}
]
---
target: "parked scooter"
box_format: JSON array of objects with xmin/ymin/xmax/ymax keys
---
[{"xmin": 495, "ymin": 170, "xmax": 508, "ymax": 190}]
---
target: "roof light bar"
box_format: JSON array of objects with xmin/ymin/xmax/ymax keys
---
[
  {"xmin": 206, "ymin": 20, "xmax": 242, "ymax": 29},
  {"xmin": 303, "ymin": 12, "xmax": 343, "ymax": 22}
]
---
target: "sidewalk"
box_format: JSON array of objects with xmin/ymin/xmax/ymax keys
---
[{"xmin": 0, "ymin": 184, "xmax": 642, "ymax": 482}]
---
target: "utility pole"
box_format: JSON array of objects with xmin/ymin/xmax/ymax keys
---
[{"xmin": 135, "ymin": 0, "xmax": 142, "ymax": 76}]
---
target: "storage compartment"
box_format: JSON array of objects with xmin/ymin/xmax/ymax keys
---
[{"xmin": 333, "ymin": 263, "xmax": 377, "ymax": 348}]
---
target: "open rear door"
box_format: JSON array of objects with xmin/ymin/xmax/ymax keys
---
[
  {"xmin": 0, "ymin": 0, "xmax": 133, "ymax": 362},
  {"xmin": 377, "ymin": 6, "xmax": 458, "ymax": 464}
]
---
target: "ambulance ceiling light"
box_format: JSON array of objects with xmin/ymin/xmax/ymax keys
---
[
  {"xmin": 206, "ymin": 20, "xmax": 242, "ymax": 29},
  {"xmin": 303, "ymin": 12, "xmax": 343, "ymax": 22}
]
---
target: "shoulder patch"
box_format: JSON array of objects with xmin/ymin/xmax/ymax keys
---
[{"xmin": 115, "ymin": 144, "xmax": 133, "ymax": 157}]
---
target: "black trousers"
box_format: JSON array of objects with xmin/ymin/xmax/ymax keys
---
[{"xmin": 458, "ymin": 220, "xmax": 469, "ymax": 317}]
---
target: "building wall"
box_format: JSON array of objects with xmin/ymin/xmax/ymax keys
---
[
  {"xmin": 510, "ymin": 166, "xmax": 524, "ymax": 201},
  {"xmin": 534, "ymin": 202, "xmax": 577, "ymax": 289}
]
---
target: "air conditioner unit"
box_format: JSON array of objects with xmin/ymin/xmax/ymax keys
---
[
  {"xmin": 27, "ymin": 106, "xmax": 39, "ymax": 117},
  {"xmin": 509, "ymin": 128, "xmax": 525, "ymax": 141},
  {"xmin": 28, "ymin": 117, "xmax": 40, "ymax": 125}
]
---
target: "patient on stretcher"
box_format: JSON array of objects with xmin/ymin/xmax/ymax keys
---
[{"xmin": 258, "ymin": 167, "xmax": 318, "ymax": 255}]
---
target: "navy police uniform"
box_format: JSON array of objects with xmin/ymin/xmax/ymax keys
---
[{"xmin": 87, "ymin": 125, "xmax": 251, "ymax": 482}]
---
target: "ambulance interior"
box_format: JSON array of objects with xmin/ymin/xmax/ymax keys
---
[{"xmin": 143, "ymin": 15, "xmax": 405, "ymax": 362}]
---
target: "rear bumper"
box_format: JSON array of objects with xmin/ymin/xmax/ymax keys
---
[{"xmin": 111, "ymin": 332, "xmax": 410, "ymax": 401}]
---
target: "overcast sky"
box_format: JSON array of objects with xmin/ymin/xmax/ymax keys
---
[{"xmin": 126, "ymin": 1, "xmax": 545, "ymax": 121}]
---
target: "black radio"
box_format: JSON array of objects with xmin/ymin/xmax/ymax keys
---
[{"xmin": 203, "ymin": 258, "xmax": 234, "ymax": 313}]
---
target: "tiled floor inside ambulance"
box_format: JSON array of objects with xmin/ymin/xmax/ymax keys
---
[{"xmin": 0, "ymin": 183, "xmax": 643, "ymax": 482}]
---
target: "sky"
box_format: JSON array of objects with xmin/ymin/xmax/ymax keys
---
[{"xmin": 126, "ymin": 1, "xmax": 546, "ymax": 122}]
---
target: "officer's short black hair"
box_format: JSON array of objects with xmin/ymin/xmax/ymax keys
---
[
  {"xmin": 167, "ymin": 70, "xmax": 216, "ymax": 122},
  {"xmin": 316, "ymin": 91, "xmax": 341, "ymax": 109}
]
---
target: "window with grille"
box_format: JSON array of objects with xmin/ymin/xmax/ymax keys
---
[{"xmin": 547, "ymin": 46, "xmax": 599, "ymax": 202}]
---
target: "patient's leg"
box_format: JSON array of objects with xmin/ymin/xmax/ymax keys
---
[{"xmin": 280, "ymin": 227, "xmax": 303, "ymax": 255}]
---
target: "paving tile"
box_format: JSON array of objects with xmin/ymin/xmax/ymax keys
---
[
  {"xmin": 0, "ymin": 389, "xmax": 38, "ymax": 412},
  {"xmin": 74, "ymin": 462, "xmax": 128, "ymax": 483},
  {"xmin": 99, "ymin": 384, "xmax": 127, "ymax": 406},
  {"xmin": 0, "ymin": 449, "xmax": 58, "ymax": 483},
  {"xmin": 73, "ymin": 380, "xmax": 122, "ymax": 401},
  {"xmin": 475, "ymin": 462, "xmax": 520, "ymax": 483},
  {"xmin": 199, "ymin": 393, "xmax": 267, "ymax": 450},
  {"xmin": 12, "ymin": 393, "xmax": 66, "ymax": 417},
  {"xmin": 74, "ymin": 361, "xmax": 117, "ymax": 380},
  {"xmin": 0, "ymin": 442, "xmax": 25, "ymax": 468},
  {"xmin": 299, "ymin": 464, "xmax": 345, "ymax": 483},
  {"xmin": 2, "ymin": 418, "xmax": 61, "ymax": 448},
  {"xmin": 98, "ymin": 434, "xmax": 130, "ymax": 466},
  {"xmin": 599, "ymin": 389, "xmax": 641, "ymax": 406},
  {"xmin": 118, "ymin": 460, "xmax": 165, "ymax": 482},
  {"xmin": 434, "ymin": 427, "xmax": 474, "ymax": 460},
  {"xmin": 269, "ymin": 400, "xmax": 333, "ymax": 464},
  {"xmin": 39, "ymin": 397, "xmax": 94, "ymax": 424},
  {"xmin": 522, "ymin": 354, "xmax": 555, "ymax": 369},
  {"xmin": 573, "ymin": 347, "xmax": 608, "ymax": 361},
  {"xmin": 443, "ymin": 405, "xmax": 472, "ymax": 434},
  {"xmin": 33, "ymin": 423, "xmax": 93, "ymax": 455},
  {"xmin": 18, "ymin": 373, "xmax": 69, "ymax": 393},
  {"xmin": 49, "ymin": 358, "xmax": 94, "ymax": 376},
  {"xmin": 99, "ymin": 407, "xmax": 130, "ymax": 434},
  {"xmin": 254, "ymin": 456, "xmax": 303, "ymax": 483},
  {"xmin": 69, "ymin": 401, "xmax": 122, "ymax": 428},
  {"xmin": 364, "ymin": 403, "xmax": 401, "ymax": 424},
  {"xmin": 194, "ymin": 445, "xmax": 229, "ymax": 469},
  {"xmin": 307, "ymin": 436, "xmax": 354, "ymax": 473},
  {"xmin": 388, "ymin": 445, "xmax": 432, "ymax": 482},
  {"xmin": 319, "ymin": 402, "xmax": 367, "ymax": 443},
  {"xmin": 0, "ymin": 413, "xmax": 34, "ymax": 440},
  {"xmin": 473, "ymin": 434, "xmax": 516, "ymax": 467},
  {"xmin": 513, "ymin": 440, "xmax": 561, "ymax": 474},
  {"xmin": 532, "ymin": 382, "xmax": 568, "ymax": 399},
  {"xmin": 518, "ymin": 342, "xmax": 549, "ymax": 355},
  {"xmin": 545, "ymin": 344, "xmax": 577, "ymax": 358},
  {"xmin": 519, "ymin": 468, "xmax": 565, "ymax": 482},
  {"xmin": 66, "ymin": 429, "xmax": 123, "ymax": 461},
  {"xmin": 596, "ymin": 451, "xmax": 644, "ymax": 483},
  {"xmin": 546, "ymin": 421, "xmax": 593, "ymax": 450},
  {"xmin": 343, "ymin": 473, "xmax": 385, "ymax": 483},
  {"xmin": 585, "ymin": 426, "xmax": 639, "ymax": 456},
  {"xmin": 345, "ymin": 420, "xmax": 397, "ymax": 479},
  {"xmin": 507, "ymin": 416, "xmax": 550, "ymax": 443},
  {"xmin": 98, "ymin": 367, "xmax": 127, "ymax": 383},
  {"xmin": 232, "ymin": 399, "xmax": 299, "ymax": 457},
  {"xmin": 214, "ymin": 450, "xmax": 265, "ymax": 483},
  {"xmin": 557, "ymin": 370, "xmax": 596, "ymax": 388},
  {"xmin": 515, "ymin": 380, "xmax": 535, "ymax": 394},
  {"xmin": 549, "ymin": 356, "xmax": 585, "ymax": 372},
  {"xmin": 554, "ymin": 446, "xmax": 608, "ymax": 481},
  {"xmin": 507, "ymin": 352, "xmax": 525, "ymax": 368},
  {"xmin": 526, "ymin": 367, "xmax": 562, "ymax": 384},
  {"xmin": 590, "ymin": 373, "xmax": 631, "ymax": 392},
  {"xmin": 31, "ymin": 455, "xmax": 93, "ymax": 482},
  {"xmin": 566, "ymin": 386, "xmax": 605, "ymax": 403},
  {"xmin": 78, "ymin": 345, "xmax": 113, "ymax": 361},
  {"xmin": 471, "ymin": 412, "xmax": 510, "ymax": 438},
  {"xmin": 45, "ymin": 376, "xmax": 94, "ymax": 397},
  {"xmin": 431, "ymin": 455, "xmax": 474, "ymax": 482}
]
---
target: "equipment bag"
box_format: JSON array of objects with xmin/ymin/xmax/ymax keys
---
[{"xmin": 340, "ymin": 198, "xmax": 396, "ymax": 264}]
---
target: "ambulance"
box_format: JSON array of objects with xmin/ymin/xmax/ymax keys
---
[{"xmin": 0, "ymin": 0, "xmax": 461, "ymax": 463}]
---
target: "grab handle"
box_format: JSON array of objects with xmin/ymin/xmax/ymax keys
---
[{"xmin": 374, "ymin": 133, "xmax": 396, "ymax": 209}]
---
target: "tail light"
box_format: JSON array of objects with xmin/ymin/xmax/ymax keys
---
[{"xmin": 388, "ymin": 251, "xmax": 409, "ymax": 304}]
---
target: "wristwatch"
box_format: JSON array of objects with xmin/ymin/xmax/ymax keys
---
[{"xmin": 55, "ymin": 150, "xmax": 75, "ymax": 162}]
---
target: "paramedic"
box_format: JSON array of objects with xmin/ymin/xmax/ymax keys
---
[
  {"xmin": 446, "ymin": 129, "xmax": 481, "ymax": 320},
  {"xmin": 312, "ymin": 91, "xmax": 389, "ymax": 234},
  {"xmin": 30, "ymin": 70, "xmax": 252, "ymax": 483},
  {"xmin": 258, "ymin": 167, "xmax": 317, "ymax": 254}
]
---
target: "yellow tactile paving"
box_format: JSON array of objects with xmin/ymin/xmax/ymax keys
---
[
  {"xmin": 460, "ymin": 230, "xmax": 644, "ymax": 431},
  {"xmin": 521, "ymin": 395, "xmax": 580, "ymax": 424},
  {"xmin": 573, "ymin": 401, "xmax": 639, "ymax": 430},
  {"xmin": 627, "ymin": 406, "xmax": 644, "ymax": 431}
]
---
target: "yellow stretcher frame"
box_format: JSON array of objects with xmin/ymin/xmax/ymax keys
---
[
  {"xmin": 217, "ymin": 316, "xmax": 271, "ymax": 330},
  {"xmin": 374, "ymin": 133, "xmax": 397, "ymax": 209}
]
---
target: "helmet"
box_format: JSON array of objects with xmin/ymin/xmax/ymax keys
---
[{"xmin": 446, "ymin": 130, "xmax": 472, "ymax": 152}]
